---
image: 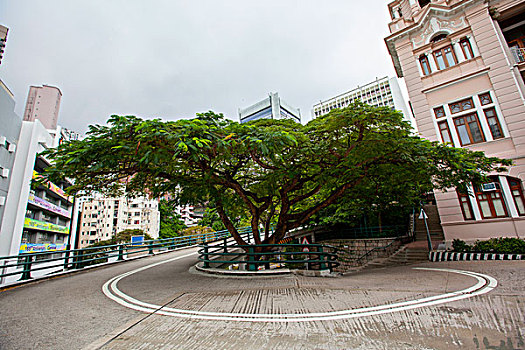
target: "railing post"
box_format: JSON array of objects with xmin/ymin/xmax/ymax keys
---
[
  {"xmin": 203, "ymin": 243, "xmax": 210, "ymax": 268},
  {"xmin": 171, "ymin": 238, "xmax": 176, "ymax": 249},
  {"xmin": 223, "ymin": 237, "xmax": 228, "ymax": 253},
  {"xmin": 63, "ymin": 249, "xmax": 70, "ymax": 270},
  {"xmin": 75, "ymin": 249, "xmax": 85, "ymax": 269},
  {"xmin": 319, "ymin": 246, "xmax": 327, "ymax": 270},
  {"xmin": 247, "ymin": 247, "xmax": 256, "ymax": 271},
  {"xmin": 148, "ymin": 241, "xmax": 154, "ymax": 255},
  {"xmin": 118, "ymin": 245, "xmax": 124, "ymax": 261},
  {"xmin": 20, "ymin": 255, "xmax": 33, "ymax": 281}
]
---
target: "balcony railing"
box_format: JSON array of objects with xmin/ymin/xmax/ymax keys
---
[{"xmin": 510, "ymin": 47, "xmax": 525, "ymax": 64}]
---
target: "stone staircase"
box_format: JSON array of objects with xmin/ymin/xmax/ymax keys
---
[
  {"xmin": 414, "ymin": 204, "xmax": 445, "ymax": 242},
  {"xmin": 362, "ymin": 242, "xmax": 430, "ymax": 270},
  {"xmin": 356, "ymin": 205, "xmax": 445, "ymax": 270}
]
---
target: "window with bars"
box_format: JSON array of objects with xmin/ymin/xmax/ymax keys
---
[{"xmin": 453, "ymin": 113, "xmax": 485, "ymax": 145}]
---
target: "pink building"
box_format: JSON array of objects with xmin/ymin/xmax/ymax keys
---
[
  {"xmin": 385, "ymin": 0, "xmax": 525, "ymax": 244},
  {"xmin": 23, "ymin": 85, "xmax": 62, "ymax": 130}
]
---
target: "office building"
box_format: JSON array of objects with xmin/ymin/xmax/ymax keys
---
[
  {"xmin": 239, "ymin": 92, "xmax": 301, "ymax": 124},
  {"xmin": 23, "ymin": 85, "xmax": 62, "ymax": 130},
  {"xmin": 311, "ymin": 76, "xmax": 416, "ymax": 128},
  {"xmin": 385, "ymin": 0, "xmax": 525, "ymax": 243}
]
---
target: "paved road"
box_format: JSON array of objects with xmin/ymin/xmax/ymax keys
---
[{"xmin": 0, "ymin": 246, "xmax": 523, "ymax": 350}]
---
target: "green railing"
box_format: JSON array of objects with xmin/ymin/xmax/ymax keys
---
[
  {"xmin": 198, "ymin": 241, "xmax": 339, "ymax": 272},
  {"xmin": 0, "ymin": 228, "xmax": 252, "ymax": 284}
]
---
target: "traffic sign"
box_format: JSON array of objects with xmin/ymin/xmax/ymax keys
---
[{"xmin": 418, "ymin": 209, "xmax": 428, "ymax": 219}]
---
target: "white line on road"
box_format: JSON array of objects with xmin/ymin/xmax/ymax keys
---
[{"xmin": 102, "ymin": 252, "xmax": 498, "ymax": 322}]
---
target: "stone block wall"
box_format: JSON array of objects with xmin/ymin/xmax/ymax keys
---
[{"xmin": 323, "ymin": 238, "xmax": 402, "ymax": 273}]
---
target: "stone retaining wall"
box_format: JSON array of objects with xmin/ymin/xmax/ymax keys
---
[{"xmin": 323, "ymin": 238, "xmax": 402, "ymax": 272}]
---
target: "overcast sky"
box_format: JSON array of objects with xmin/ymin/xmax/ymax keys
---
[{"xmin": 0, "ymin": 0, "xmax": 396, "ymax": 134}]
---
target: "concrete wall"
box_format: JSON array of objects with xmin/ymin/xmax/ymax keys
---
[{"xmin": 0, "ymin": 79, "xmax": 21, "ymax": 238}]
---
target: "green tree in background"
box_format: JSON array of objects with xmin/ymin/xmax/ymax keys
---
[
  {"xmin": 159, "ymin": 199, "xmax": 187, "ymax": 238},
  {"xmin": 42, "ymin": 102, "xmax": 510, "ymax": 250}
]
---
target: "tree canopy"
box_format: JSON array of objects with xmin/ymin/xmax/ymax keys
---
[{"xmin": 42, "ymin": 102, "xmax": 510, "ymax": 247}]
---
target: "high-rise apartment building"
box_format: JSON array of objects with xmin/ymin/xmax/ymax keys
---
[
  {"xmin": 311, "ymin": 76, "xmax": 415, "ymax": 127},
  {"xmin": 23, "ymin": 85, "xmax": 62, "ymax": 130},
  {"xmin": 385, "ymin": 0, "xmax": 525, "ymax": 243},
  {"xmin": 239, "ymin": 92, "xmax": 301, "ymax": 124},
  {"xmin": 78, "ymin": 197, "xmax": 160, "ymax": 248}
]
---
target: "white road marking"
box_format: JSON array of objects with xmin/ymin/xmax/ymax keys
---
[{"xmin": 102, "ymin": 252, "xmax": 498, "ymax": 322}]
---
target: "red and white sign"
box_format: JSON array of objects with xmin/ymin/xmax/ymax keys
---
[{"xmin": 301, "ymin": 237, "xmax": 310, "ymax": 252}]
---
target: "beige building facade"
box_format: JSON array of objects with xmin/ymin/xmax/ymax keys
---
[
  {"xmin": 385, "ymin": 0, "xmax": 525, "ymax": 243},
  {"xmin": 78, "ymin": 197, "xmax": 160, "ymax": 248}
]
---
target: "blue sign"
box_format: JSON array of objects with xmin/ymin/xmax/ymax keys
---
[{"xmin": 131, "ymin": 235, "xmax": 144, "ymax": 245}]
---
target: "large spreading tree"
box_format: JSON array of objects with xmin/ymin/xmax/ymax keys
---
[{"xmin": 42, "ymin": 102, "xmax": 509, "ymax": 248}]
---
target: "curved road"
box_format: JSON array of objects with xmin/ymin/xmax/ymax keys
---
[{"xmin": 0, "ymin": 247, "xmax": 523, "ymax": 349}]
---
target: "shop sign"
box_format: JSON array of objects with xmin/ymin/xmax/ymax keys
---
[
  {"xmin": 28, "ymin": 193, "xmax": 71, "ymax": 218},
  {"xmin": 24, "ymin": 217, "xmax": 70, "ymax": 234},
  {"xmin": 19, "ymin": 243, "xmax": 67, "ymax": 254}
]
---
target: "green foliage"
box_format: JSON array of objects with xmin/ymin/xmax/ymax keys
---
[
  {"xmin": 198, "ymin": 208, "xmax": 226, "ymax": 232},
  {"xmin": 452, "ymin": 238, "xmax": 472, "ymax": 253},
  {"xmin": 158, "ymin": 199, "xmax": 187, "ymax": 238},
  {"xmin": 452, "ymin": 238, "xmax": 525, "ymax": 254},
  {"xmin": 42, "ymin": 102, "xmax": 510, "ymax": 248}
]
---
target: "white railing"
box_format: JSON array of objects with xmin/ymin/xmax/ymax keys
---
[{"xmin": 510, "ymin": 47, "xmax": 525, "ymax": 64}]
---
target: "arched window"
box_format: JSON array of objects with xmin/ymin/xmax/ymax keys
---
[
  {"xmin": 430, "ymin": 33, "xmax": 448, "ymax": 43},
  {"xmin": 419, "ymin": 0, "xmax": 431, "ymax": 8}
]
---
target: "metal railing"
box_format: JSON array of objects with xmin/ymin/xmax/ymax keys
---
[
  {"xmin": 198, "ymin": 241, "xmax": 339, "ymax": 272},
  {"xmin": 0, "ymin": 228, "xmax": 251, "ymax": 284}
]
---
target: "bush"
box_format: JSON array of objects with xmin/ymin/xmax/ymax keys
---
[
  {"xmin": 452, "ymin": 239, "xmax": 471, "ymax": 252},
  {"xmin": 452, "ymin": 237, "xmax": 525, "ymax": 254}
]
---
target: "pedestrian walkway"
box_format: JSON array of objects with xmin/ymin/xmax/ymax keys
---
[{"xmin": 0, "ymin": 247, "xmax": 523, "ymax": 350}]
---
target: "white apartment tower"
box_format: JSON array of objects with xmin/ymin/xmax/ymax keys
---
[{"xmin": 78, "ymin": 197, "xmax": 160, "ymax": 248}]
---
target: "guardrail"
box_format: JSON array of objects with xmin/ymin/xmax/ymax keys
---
[
  {"xmin": 0, "ymin": 227, "xmax": 252, "ymax": 285},
  {"xmin": 198, "ymin": 241, "xmax": 339, "ymax": 272}
]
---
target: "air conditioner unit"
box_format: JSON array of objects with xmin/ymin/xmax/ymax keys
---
[
  {"xmin": 0, "ymin": 196, "xmax": 5, "ymax": 206},
  {"xmin": 0, "ymin": 168, "xmax": 9, "ymax": 178},
  {"xmin": 482, "ymin": 182, "xmax": 497, "ymax": 191},
  {"xmin": 7, "ymin": 143, "xmax": 16, "ymax": 153}
]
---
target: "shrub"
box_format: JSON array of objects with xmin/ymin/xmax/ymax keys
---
[
  {"xmin": 452, "ymin": 237, "xmax": 525, "ymax": 254},
  {"xmin": 452, "ymin": 239, "xmax": 471, "ymax": 252}
]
